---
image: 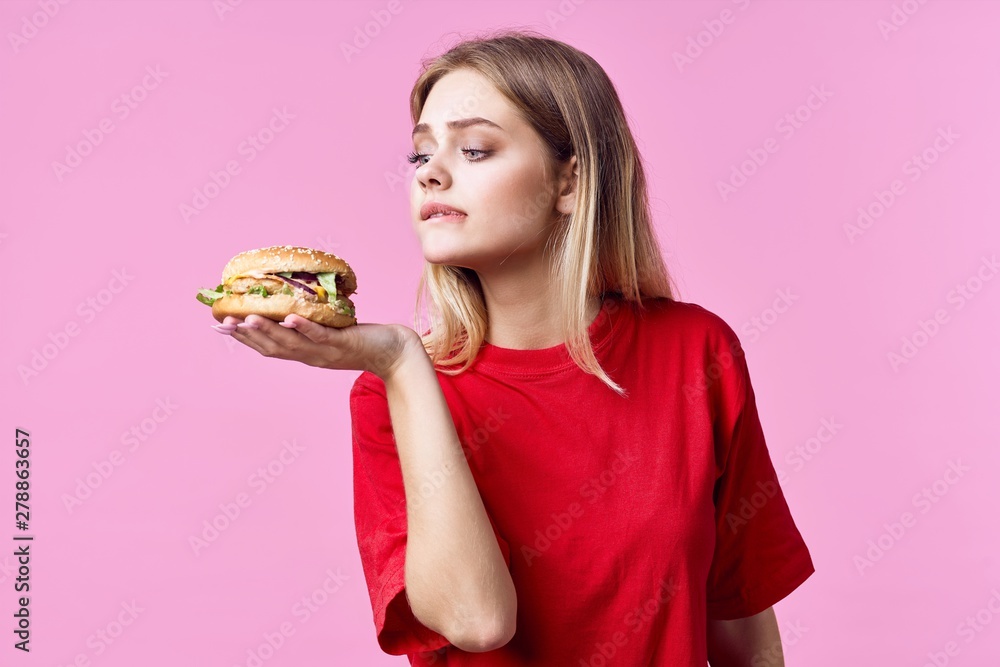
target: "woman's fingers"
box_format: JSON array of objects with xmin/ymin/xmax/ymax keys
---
[
  {"xmin": 232, "ymin": 327, "xmax": 270, "ymax": 356},
  {"xmin": 243, "ymin": 314, "xmax": 292, "ymax": 339},
  {"xmin": 279, "ymin": 314, "xmax": 333, "ymax": 344},
  {"xmin": 212, "ymin": 315, "xmax": 241, "ymax": 334},
  {"xmin": 231, "ymin": 316, "xmax": 287, "ymax": 355},
  {"xmin": 233, "ymin": 314, "xmax": 314, "ymax": 357},
  {"xmin": 211, "ymin": 314, "xmax": 339, "ymax": 367}
]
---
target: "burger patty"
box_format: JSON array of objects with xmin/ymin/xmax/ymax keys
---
[
  {"xmin": 225, "ymin": 274, "xmax": 355, "ymax": 317},
  {"xmin": 231, "ymin": 277, "xmax": 326, "ymax": 301},
  {"xmin": 228, "ymin": 272, "xmax": 354, "ymax": 297},
  {"xmin": 228, "ymin": 276, "xmax": 290, "ymax": 295}
]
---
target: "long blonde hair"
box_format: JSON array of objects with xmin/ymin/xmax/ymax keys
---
[{"xmin": 409, "ymin": 29, "xmax": 678, "ymax": 396}]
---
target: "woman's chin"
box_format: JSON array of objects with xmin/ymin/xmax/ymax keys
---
[
  {"xmin": 420, "ymin": 243, "xmax": 471, "ymax": 266},
  {"xmin": 424, "ymin": 254, "xmax": 471, "ymax": 268}
]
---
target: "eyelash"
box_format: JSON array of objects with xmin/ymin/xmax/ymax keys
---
[{"xmin": 406, "ymin": 147, "xmax": 490, "ymax": 166}]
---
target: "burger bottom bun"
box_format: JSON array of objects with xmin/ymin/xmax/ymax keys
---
[{"xmin": 212, "ymin": 293, "xmax": 357, "ymax": 328}]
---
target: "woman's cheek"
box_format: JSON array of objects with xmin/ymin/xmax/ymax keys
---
[{"xmin": 482, "ymin": 174, "xmax": 543, "ymax": 226}]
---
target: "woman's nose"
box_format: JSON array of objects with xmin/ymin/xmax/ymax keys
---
[{"xmin": 416, "ymin": 160, "xmax": 450, "ymax": 188}]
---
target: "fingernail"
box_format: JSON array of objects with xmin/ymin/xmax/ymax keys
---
[
  {"xmin": 279, "ymin": 321, "xmax": 296, "ymax": 328},
  {"xmin": 237, "ymin": 322, "xmax": 258, "ymax": 330},
  {"xmin": 212, "ymin": 325, "xmax": 235, "ymax": 334}
]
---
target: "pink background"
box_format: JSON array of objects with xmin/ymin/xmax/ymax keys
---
[{"xmin": 3, "ymin": 0, "xmax": 999, "ymax": 664}]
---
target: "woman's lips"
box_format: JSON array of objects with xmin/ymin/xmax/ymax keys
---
[{"xmin": 426, "ymin": 212, "xmax": 467, "ymax": 222}]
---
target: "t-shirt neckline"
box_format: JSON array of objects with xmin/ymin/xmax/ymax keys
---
[{"xmin": 473, "ymin": 296, "xmax": 621, "ymax": 375}]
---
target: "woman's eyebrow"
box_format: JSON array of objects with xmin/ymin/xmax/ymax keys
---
[{"xmin": 412, "ymin": 117, "xmax": 505, "ymax": 138}]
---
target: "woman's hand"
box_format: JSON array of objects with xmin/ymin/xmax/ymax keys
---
[{"xmin": 211, "ymin": 313, "xmax": 419, "ymax": 380}]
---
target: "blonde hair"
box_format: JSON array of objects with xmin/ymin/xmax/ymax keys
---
[{"xmin": 410, "ymin": 29, "xmax": 678, "ymax": 396}]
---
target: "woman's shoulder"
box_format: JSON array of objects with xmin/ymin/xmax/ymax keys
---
[{"xmin": 631, "ymin": 296, "xmax": 742, "ymax": 347}]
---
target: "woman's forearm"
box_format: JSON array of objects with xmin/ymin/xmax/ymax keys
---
[{"xmin": 379, "ymin": 337, "xmax": 517, "ymax": 652}]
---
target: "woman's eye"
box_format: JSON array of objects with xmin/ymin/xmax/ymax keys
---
[
  {"xmin": 406, "ymin": 148, "xmax": 490, "ymax": 166},
  {"xmin": 462, "ymin": 148, "xmax": 488, "ymax": 160}
]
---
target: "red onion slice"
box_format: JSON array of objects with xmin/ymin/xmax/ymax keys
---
[{"xmin": 274, "ymin": 274, "xmax": 316, "ymax": 295}]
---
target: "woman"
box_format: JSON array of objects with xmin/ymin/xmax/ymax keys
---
[{"xmin": 214, "ymin": 30, "xmax": 814, "ymax": 666}]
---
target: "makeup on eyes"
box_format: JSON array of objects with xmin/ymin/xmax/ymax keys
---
[{"xmin": 406, "ymin": 147, "xmax": 492, "ymax": 166}]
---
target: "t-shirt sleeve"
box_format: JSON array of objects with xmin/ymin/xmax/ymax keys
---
[
  {"xmin": 704, "ymin": 324, "xmax": 815, "ymax": 621},
  {"xmin": 349, "ymin": 371, "xmax": 513, "ymax": 655}
]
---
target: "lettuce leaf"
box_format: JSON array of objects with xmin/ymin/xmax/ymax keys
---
[
  {"xmin": 247, "ymin": 285, "xmax": 269, "ymax": 297},
  {"xmin": 196, "ymin": 284, "xmax": 226, "ymax": 306},
  {"xmin": 333, "ymin": 298, "xmax": 355, "ymax": 317},
  {"xmin": 316, "ymin": 272, "xmax": 338, "ymax": 302}
]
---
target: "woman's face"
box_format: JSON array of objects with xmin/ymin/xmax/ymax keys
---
[{"xmin": 409, "ymin": 68, "xmax": 572, "ymax": 273}]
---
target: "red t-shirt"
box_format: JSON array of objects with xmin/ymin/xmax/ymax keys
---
[{"xmin": 350, "ymin": 296, "xmax": 814, "ymax": 665}]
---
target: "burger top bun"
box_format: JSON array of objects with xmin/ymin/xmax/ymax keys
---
[{"xmin": 223, "ymin": 245, "xmax": 357, "ymax": 295}]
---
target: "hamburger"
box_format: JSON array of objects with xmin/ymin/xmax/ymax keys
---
[{"xmin": 196, "ymin": 245, "xmax": 357, "ymax": 327}]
